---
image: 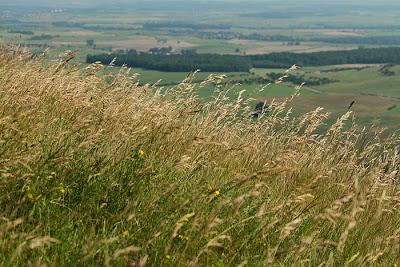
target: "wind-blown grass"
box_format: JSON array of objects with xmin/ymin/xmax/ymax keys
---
[{"xmin": 1, "ymin": 47, "xmax": 400, "ymax": 266}]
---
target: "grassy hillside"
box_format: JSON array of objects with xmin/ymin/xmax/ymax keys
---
[{"xmin": 1, "ymin": 48, "xmax": 400, "ymax": 266}]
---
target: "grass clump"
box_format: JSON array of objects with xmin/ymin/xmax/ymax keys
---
[{"xmin": 1, "ymin": 47, "xmax": 400, "ymax": 266}]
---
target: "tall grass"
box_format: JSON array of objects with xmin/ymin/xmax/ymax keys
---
[{"xmin": 1, "ymin": 47, "xmax": 400, "ymax": 266}]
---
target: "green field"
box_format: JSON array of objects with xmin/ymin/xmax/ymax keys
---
[{"xmin": 251, "ymin": 65, "xmax": 400, "ymax": 129}]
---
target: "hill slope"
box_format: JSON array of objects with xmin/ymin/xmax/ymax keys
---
[{"xmin": 1, "ymin": 48, "xmax": 400, "ymax": 266}]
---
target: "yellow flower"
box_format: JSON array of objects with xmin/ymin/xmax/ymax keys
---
[
  {"xmin": 138, "ymin": 149, "xmax": 145, "ymax": 157},
  {"xmin": 27, "ymin": 193, "xmax": 34, "ymax": 201},
  {"xmin": 122, "ymin": 230, "xmax": 129, "ymax": 237},
  {"xmin": 178, "ymin": 234, "xmax": 189, "ymax": 241},
  {"xmin": 60, "ymin": 187, "xmax": 65, "ymax": 194},
  {"xmin": 208, "ymin": 184, "xmax": 220, "ymax": 197},
  {"xmin": 207, "ymin": 184, "xmax": 213, "ymax": 191},
  {"xmin": 165, "ymin": 255, "xmax": 171, "ymax": 260}
]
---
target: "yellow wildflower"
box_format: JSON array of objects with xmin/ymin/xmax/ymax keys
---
[
  {"xmin": 27, "ymin": 193, "xmax": 34, "ymax": 201},
  {"xmin": 208, "ymin": 184, "xmax": 220, "ymax": 197},
  {"xmin": 207, "ymin": 184, "xmax": 213, "ymax": 191},
  {"xmin": 138, "ymin": 149, "xmax": 145, "ymax": 157},
  {"xmin": 60, "ymin": 187, "xmax": 65, "ymax": 194},
  {"xmin": 165, "ymin": 255, "xmax": 171, "ymax": 260},
  {"xmin": 178, "ymin": 234, "xmax": 189, "ymax": 241},
  {"xmin": 122, "ymin": 230, "xmax": 129, "ymax": 237}
]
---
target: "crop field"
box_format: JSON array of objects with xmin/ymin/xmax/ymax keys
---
[
  {"xmin": 225, "ymin": 39, "xmax": 357, "ymax": 54},
  {"xmin": 249, "ymin": 65, "xmax": 400, "ymax": 129},
  {"xmin": 3, "ymin": 1, "xmax": 400, "ymax": 56}
]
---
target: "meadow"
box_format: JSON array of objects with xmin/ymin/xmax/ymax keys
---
[
  {"xmin": 2, "ymin": 46, "xmax": 400, "ymax": 267},
  {"xmin": 2, "ymin": 2, "xmax": 400, "ymax": 266}
]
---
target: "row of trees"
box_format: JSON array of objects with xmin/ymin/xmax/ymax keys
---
[
  {"xmin": 87, "ymin": 47, "xmax": 400, "ymax": 72},
  {"xmin": 238, "ymin": 34, "xmax": 400, "ymax": 46},
  {"xmin": 250, "ymin": 47, "xmax": 400, "ymax": 68},
  {"xmin": 87, "ymin": 53, "xmax": 251, "ymax": 72},
  {"xmin": 8, "ymin": 30, "xmax": 34, "ymax": 35},
  {"xmin": 52, "ymin": 21, "xmax": 135, "ymax": 31},
  {"xmin": 29, "ymin": 34, "xmax": 59, "ymax": 41},
  {"xmin": 312, "ymin": 36, "xmax": 400, "ymax": 46},
  {"xmin": 229, "ymin": 73, "xmax": 337, "ymax": 86},
  {"xmin": 143, "ymin": 21, "xmax": 231, "ymax": 30},
  {"xmin": 267, "ymin": 73, "xmax": 338, "ymax": 86}
]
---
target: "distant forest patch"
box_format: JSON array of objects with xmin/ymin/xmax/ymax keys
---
[
  {"xmin": 249, "ymin": 47, "xmax": 400, "ymax": 68},
  {"xmin": 87, "ymin": 47, "xmax": 400, "ymax": 72},
  {"xmin": 8, "ymin": 30, "xmax": 34, "ymax": 35},
  {"xmin": 29, "ymin": 34, "xmax": 59, "ymax": 41},
  {"xmin": 87, "ymin": 52, "xmax": 251, "ymax": 72},
  {"xmin": 52, "ymin": 21, "xmax": 136, "ymax": 31},
  {"xmin": 143, "ymin": 21, "xmax": 231, "ymax": 30}
]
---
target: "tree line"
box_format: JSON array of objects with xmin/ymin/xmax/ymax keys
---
[
  {"xmin": 143, "ymin": 21, "xmax": 231, "ymax": 30},
  {"xmin": 8, "ymin": 30, "xmax": 34, "ymax": 35},
  {"xmin": 87, "ymin": 53, "xmax": 251, "ymax": 72},
  {"xmin": 249, "ymin": 47, "xmax": 400, "ymax": 68},
  {"xmin": 87, "ymin": 47, "xmax": 400, "ymax": 72}
]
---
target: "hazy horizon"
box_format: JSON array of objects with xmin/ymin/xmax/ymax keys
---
[
  {"xmin": 1, "ymin": 0, "xmax": 400, "ymax": 6},
  {"xmin": 2, "ymin": 0, "xmax": 400, "ymax": 15}
]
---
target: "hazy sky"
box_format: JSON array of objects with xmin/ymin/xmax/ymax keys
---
[
  {"xmin": 0, "ymin": 0, "xmax": 394, "ymax": 4},
  {"xmin": 1, "ymin": 0, "xmax": 399, "ymax": 10}
]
